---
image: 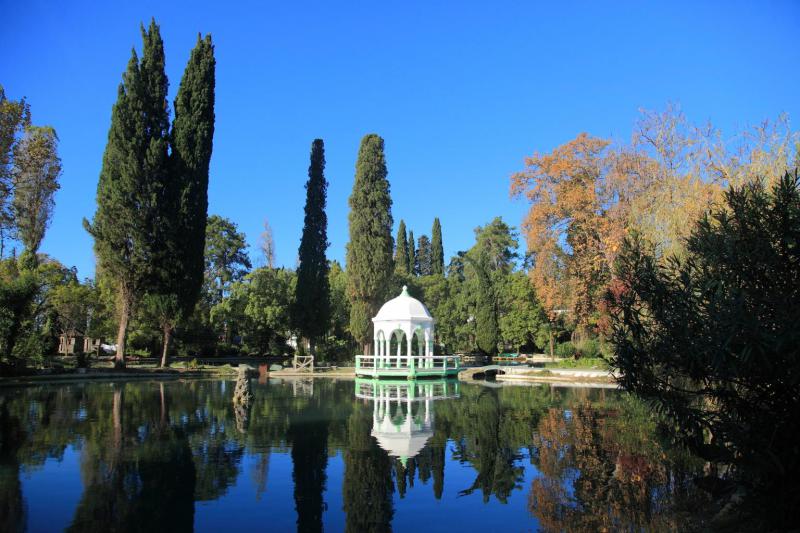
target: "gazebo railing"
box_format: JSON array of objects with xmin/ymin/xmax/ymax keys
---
[{"xmin": 355, "ymin": 355, "xmax": 460, "ymax": 372}]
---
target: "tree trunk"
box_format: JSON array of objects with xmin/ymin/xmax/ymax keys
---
[
  {"xmin": 160, "ymin": 325, "xmax": 173, "ymax": 368},
  {"xmin": 549, "ymin": 329, "xmax": 555, "ymax": 362},
  {"xmin": 115, "ymin": 287, "xmax": 132, "ymax": 368},
  {"xmin": 363, "ymin": 342, "xmax": 372, "ymax": 356}
]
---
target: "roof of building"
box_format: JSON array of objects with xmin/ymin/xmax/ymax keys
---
[{"xmin": 373, "ymin": 285, "xmax": 433, "ymax": 322}]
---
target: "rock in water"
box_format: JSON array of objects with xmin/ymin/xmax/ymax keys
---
[
  {"xmin": 232, "ymin": 366, "xmax": 253, "ymax": 433},
  {"xmin": 232, "ymin": 367, "xmax": 253, "ymax": 406}
]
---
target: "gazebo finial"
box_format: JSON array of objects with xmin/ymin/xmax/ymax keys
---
[{"xmin": 402, "ymin": 285, "xmax": 408, "ymax": 294}]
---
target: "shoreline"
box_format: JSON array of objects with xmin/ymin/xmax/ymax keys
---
[{"xmin": 0, "ymin": 365, "xmax": 617, "ymax": 388}]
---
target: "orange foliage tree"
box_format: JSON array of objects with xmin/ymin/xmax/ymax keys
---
[
  {"xmin": 512, "ymin": 106, "xmax": 797, "ymax": 336},
  {"xmin": 510, "ymin": 133, "xmax": 620, "ymax": 330}
]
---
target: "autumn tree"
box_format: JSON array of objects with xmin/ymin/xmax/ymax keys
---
[
  {"xmin": 260, "ymin": 219, "xmax": 275, "ymax": 268},
  {"xmin": 346, "ymin": 134, "xmax": 393, "ymax": 354},
  {"xmin": 11, "ymin": 126, "xmax": 61, "ymax": 260},
  {"xmin": 511, "ymin": 133, "xmax": 614, "ymax": 332},
  {"xmin": 0, "ymin": 86, "xmax": 30, "ymax": 256}
]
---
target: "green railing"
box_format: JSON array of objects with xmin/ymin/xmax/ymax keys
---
[{"xmin": 355, "ymin": 355, "xmax": 460, "ymax": 371}]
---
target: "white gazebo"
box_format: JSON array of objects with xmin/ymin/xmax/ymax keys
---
[{"xmin": 355, "ymin": 286, "xmax": 460, "ymax": 378}]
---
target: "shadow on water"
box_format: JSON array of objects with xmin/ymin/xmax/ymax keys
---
[{"xmin": 0, "ymin": 377, "xmax": 706, "ymax": 532}]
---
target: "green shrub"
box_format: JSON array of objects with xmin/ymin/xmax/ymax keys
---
[
  {"xmin": 554, "ymin": 341, "xmax": 576, "ymax": 358},
  {"xmin": 545, "ymin": 357, "xmax": 609, "ymax": 369},
  {"xmin": 187, "ymin": 358, "xmax": 199, "ymax": 370},
  {"xmin": 607, "ymin": 173, "xmax": 800, "ymax": 526},
  {"xmin": 574, "ymin": 338, "xmax": 601, "ymax": 359}
]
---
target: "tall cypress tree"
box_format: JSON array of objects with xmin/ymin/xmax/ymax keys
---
[
  {"xmin": 473, "ymin": 253, "xmax": 499, "ymax": 357},
  {"xmin": 84, "ymin": 20, "xmax": 169, "ymax": 367},
  {"xmin": 431, "ymin": 217, "xmax": 444, "ymax": 275},
  {"xmin": 346, "ymin": 134, "xmax": 393, "ymax": 354},
  {"xmin": 151, "ymin": 33, "xmax": 216, "ymax": 367},
  {"xmin": 417, "ymin": 234, "xmax": 432, "ymax": 276},
  {"xmin": 293, "ymin": 139, "xmax": 330, "ymax": 352},
  {"xmin": 408, "ymin": 230, "xmax": 416, "ymax": 276},
  {"xmin": 394, "ymin": 220, "xmax": 409, "ymax": 275}
]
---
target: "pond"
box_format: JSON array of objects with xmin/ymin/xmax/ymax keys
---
[{"xmin": 0, "ymin": 377, "xmax": 704, "ymax": 532}]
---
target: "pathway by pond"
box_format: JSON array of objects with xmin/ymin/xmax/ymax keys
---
[{"xmin": 0, "ymin": 377, "xmax": 707, "ymax": 532}]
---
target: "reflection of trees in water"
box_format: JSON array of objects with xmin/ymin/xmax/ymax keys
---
[
  {"xmin": 0, "ymin": 398, "xmax": 26, "ymax": 533},
  {"xmin": 435, "ymin": 386, "xmax": 534, "ymax": 503},
  {"xmin": 343, "ymin": 402, "xmax": 394, "ymax": 533},
  {"xmin": 529, "ymin": 400, "xmax": 701, "ymax": 532},
  {"xmin": 67, "ymin": 384, "xmax": 196, "ymax": 533},
  {"xmin": 251, "ymin": 451, "xmax": 270, "ymax": 501},
  {"xmin": 0, "ymin": 379, "xmax": 704, "ymax": 532},
  {"xmin": 288, "ymin": 401, "xmax": 329, "ymax": 533}
]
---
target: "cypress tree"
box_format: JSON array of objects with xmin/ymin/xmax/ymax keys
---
[
  {"xmin": 394, "ymin": 220, "xmax": 409, "ymax": 275},
  {"xmin": 417, "ymin": 234, "xmax": 432, "ymax": 276},
  {"xmin": 84, "ymin": 20, "xmax": 170, "ymax": 367},
  {"xmin": 346, "ymin": 134, "xmax": 393, "ymax": 354},
  {"xmin": 151, "ymin": 32, "xmax": 216, "ymax": 367},
  {"xmin": 408, "ymin": 230, "xmax": 416, "ymax": 276},
  {"xmin": 293, "ymin": 139, "xmax": 330, "ymax": 352},
  {"xmin": 431, "ymin": 217, "xmax": 444, "ymax": 275},
  {"xmin": 473, "ymin": 253, "xmax": 499, "ymax": 357}
]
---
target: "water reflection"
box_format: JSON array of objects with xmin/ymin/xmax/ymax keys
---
[
  {"xmin": 0, "ymin": 378, "xmax": 703, "ymax": 532},
  {"xmin": 356, "ymin": 379, "xmax": 458, "ymax": 466}
]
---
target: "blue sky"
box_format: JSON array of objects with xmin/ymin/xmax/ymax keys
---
[{"xmin": 2, "ymin": 0, "xmax": 798, "ymax": 278}]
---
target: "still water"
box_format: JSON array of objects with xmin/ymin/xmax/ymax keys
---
[{"xmin": 0, "ymin": 377, "xmax": 702, "ymax": 532}]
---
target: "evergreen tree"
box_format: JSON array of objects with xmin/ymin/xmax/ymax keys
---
[
  {"xmin": 473, "ymin": 253, "xmax": 499, "ymax": 356},
  {"xmin": 394, "ymin": 220, "xmax": 410, "ymax": 275},
  {"xmin": 84, "ymin": 20, "xmax": 170, "ymax": 367},
  {"xmin": 408, "ymin": 230, "xmax": 416, "ymax": 276},
  {"xmin": 150, "ymin": 33, "xmax": 215, "ymax": 367},
  {"xmin": 417, "ymin": 234, "xmax": 432, "ymax": 276},
  {"xmin": 293, "ymin": 139, "xmax": 330, "ymax": 352},
  {"xmin": 431, "ymin": 217, "xmax": 444, "ymax": 275},
  {"xmin": 346, "ymin": 134, "xmax": 393, "ymax": 354}
]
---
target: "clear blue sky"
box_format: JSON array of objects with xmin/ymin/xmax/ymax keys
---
[{"xmin": 2, "ymin": 0, "xmax": 798, "ymax": 278}]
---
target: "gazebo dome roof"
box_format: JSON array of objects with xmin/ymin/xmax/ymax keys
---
[
  {"xmin": 373, "ymin": 286, "xmax": 433, "ymax": 322},
  {"xmin": 372, "ymin": 430, "xmax": 433, "ymax": 461}
]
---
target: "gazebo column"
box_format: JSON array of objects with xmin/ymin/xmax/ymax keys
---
[
  {"xmin": 377, "ymin": 332, "xmax": 383, "ymax": 369},
  {"xmin": 396, "ymin": 332, "xmax": 402, "ymax": 367},
  {"xmin": 406, "ymin": 328, "xmax": 413, "ymax": 371},
  {"xmin": 425, "ymin": 329, "xmax": 433, "ymax": 368}
]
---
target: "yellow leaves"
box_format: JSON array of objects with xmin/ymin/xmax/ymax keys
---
[{"xmin": 512, "ymin": 106, "xmax": 798, "ymax": 325}]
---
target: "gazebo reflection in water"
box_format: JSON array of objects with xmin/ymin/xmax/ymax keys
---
[{"xmin": 355, "ymin": 378, "xmax": 459, "ymax": 465}]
